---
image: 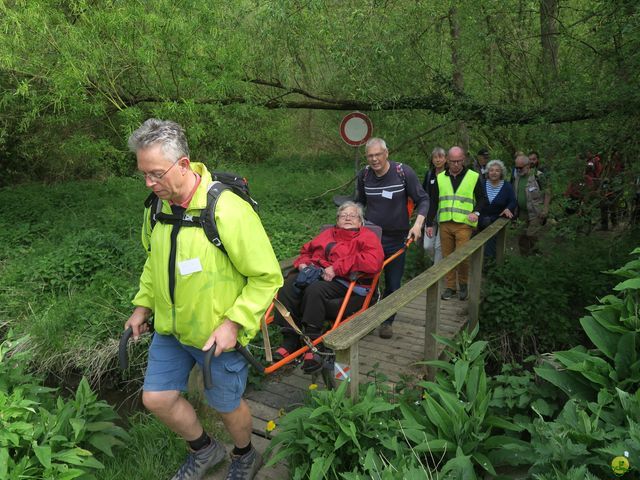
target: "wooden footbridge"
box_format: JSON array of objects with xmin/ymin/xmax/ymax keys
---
[{"xmin": 204, "ymin": 219, "xmax": 509, "ymax": 479}]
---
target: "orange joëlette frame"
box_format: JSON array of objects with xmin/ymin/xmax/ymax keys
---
[{"xmin": 262, "ymin": 238, "xmax": 413, "ymax": 374}]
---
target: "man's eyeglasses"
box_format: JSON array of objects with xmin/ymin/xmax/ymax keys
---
[
  {"xmin": 366, "ymin": 152, "xmax": 385, "ymax": 160},
  {"xmin": 338, "ymin": 213, "xmax": 359, "ymax": 220},
  {"xmin": 139, "ymin": 159, "xmax": 180, "ymax": 182},
  {"xmin": 515, "ymin": 165, "xmax": 528, "ymax": 171}
]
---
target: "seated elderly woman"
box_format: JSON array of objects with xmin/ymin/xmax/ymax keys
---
[
  {"xmin": 273, "ymin": 201, "xmax": 384, "ymax": 372},
  {"xmin": 479, "ymin": 159, "xmax": 516, "ymax": 257}
]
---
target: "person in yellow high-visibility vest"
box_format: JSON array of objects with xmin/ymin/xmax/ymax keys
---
[{"xmin": 425, "ymin": 146, "xmax": 487, "ymax": 300}]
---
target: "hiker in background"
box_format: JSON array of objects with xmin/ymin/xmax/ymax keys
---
[
  {"xmin": 355, "ymin": 137, "xmax": 429, "ymax": 339},
  {"xmin": 422, "ymin": 146, "xmax": 446, "ymax": 264},
  {"xmin": 473, "ymin": 147, "xmax": 490, "ymax": 179},
  {"xmin": 478, "ymin": 160, "xmax": 516, "ymax": 258},
  {"xmin": 125, "ymin": 118, "xmax": 282, "ymax": 480},
  {"xmin": 426, "ymin": 146, "xmax": 486, "ymax": 301},
  {"xmin": 513, "ymin": 154, "xmax": 550, "ymax": 255}
]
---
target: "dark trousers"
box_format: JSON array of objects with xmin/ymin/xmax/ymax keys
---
[
  {"xmin": 600, "ymin": 196, "xmax": 619, "ymax": 229},
  {"xmin": 381, "ymin": 235, "xmax": 407, "ymax": 326},
  {"xmin": 274, "ymin": 275, "xmax": 362, "ymax": 351}
]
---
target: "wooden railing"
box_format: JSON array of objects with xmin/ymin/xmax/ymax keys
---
[{"xmin": 323, "ymin": 218, "xmax": 510, "ymax": 399}]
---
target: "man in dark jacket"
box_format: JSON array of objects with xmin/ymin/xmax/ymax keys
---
[{"xmin": 355, "ymin": 137, "xmax": 429, "ymax": 339}]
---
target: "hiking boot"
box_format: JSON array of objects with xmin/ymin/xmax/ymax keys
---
[
  {"xmin": 379, "ymin": 323, "xmax": 393, "ymax": 339},
  {"xmin": 171, "ymin": 438, "xmax": 226, "ymax": 480},
  {"xmin": 225, "ymin": 447, "xmax": 263, "ymax": 480},
  {"xmin": 441, "ymin": 288, "xmax": 456, "ymax": 300},
  {"xmin": 458, "ymin": 284, "xmax": 469, "ymax": 301}
]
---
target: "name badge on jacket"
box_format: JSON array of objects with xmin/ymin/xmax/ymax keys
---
[{"xmin": 179, "ymin": 258, "xmax": 203, "ymax": 275}]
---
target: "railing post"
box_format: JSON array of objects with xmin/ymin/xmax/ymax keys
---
[
  {"xmin": 424, "ymin": 282, "xmax": 441, "ymax": 379},
  {"xmin": 495, "ymin": 224, "xmax": 507, "ymax": 265},
  {"xmin": 467, "ymin": 245, "xmax": 484, "ymax": 332},
  {"xmin": 334, "ymin": 344, "xmax": 359, "ymax": 400}
]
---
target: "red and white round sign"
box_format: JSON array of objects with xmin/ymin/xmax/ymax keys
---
[{"xmin": 339, "ymin": 112, "xmax": 372, "ymax": 146}]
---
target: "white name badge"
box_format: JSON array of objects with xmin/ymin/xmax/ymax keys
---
[
  {"xmin": 178, "ymin": 258, "xmax": 203, "ymax": 276},
  {"xmin": 381, "ymin": 190, "xmax": 393, "ymax": 199}
]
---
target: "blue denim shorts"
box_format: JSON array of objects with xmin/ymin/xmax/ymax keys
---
[{"xmin": 143, "ymin": 333, "xmax": 248, "ymax": 413}]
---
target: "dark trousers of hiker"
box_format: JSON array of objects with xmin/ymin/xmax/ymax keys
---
[
  {"xmin": 381, "ymin": 235, "xmax": 407, "ymax": 326},
  {"xmin": 273, "ymin": 275, "xmax": 363, "ymax": 352}
]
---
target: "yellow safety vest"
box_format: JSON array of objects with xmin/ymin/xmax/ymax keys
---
[{"xmin": 437, "ymin": 169, "xmax": 479, "ymax": 227}]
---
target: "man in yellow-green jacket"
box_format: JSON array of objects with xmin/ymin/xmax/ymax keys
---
[
  {"xmin": 425, "ymin": 146, "xmax": 486, "ymax": 301},
  {"xmin": 125, "ymin": 119, "xmax": 282, "ymax": 480}
]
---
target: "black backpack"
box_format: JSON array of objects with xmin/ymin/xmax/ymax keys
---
[{"xmin": 144, "ymin": 171, "xmax": 258, "ymax": 255}]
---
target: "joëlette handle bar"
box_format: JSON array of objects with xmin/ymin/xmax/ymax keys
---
[{"xmin": 203, "ymin": 342, "xmax": 264, "ymax": 390}]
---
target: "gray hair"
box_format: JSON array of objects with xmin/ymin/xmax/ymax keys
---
[
  {"xmin": 127, "ymin": 118, "xmax": 190, "ymax": 163},
  {"xmin": 337, "ymin": 201, "xmax": 365, "ymax": 225},
  {"xmin": 431, "ymin": 147, "xmax": 446, "ymax": 157},
  {"xmin": 515, "ymin": 154, "xmax": 530, "ymax": 166},
  {"xmin": 365, "ymin": 137, "xmax": 387, "ymax": 152},
  {"xmin": 486, "ymin": 159, "xmax": 507, "ymax": 179}
]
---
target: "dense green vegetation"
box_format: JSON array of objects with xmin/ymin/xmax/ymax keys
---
[
  {"xmin": 480, "ymin": 231, "xmax": 639, "ymax": 365},
  {"xmin": 269, "ymin": 250, "xmax": 640, "ymax": 478}
]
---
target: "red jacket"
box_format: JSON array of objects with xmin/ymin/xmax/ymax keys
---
[{"xmin": 293, "ymin": 226, "xmax": 384, "ymax": 278}]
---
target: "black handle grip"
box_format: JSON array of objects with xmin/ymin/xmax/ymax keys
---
[
  {"xmin": 203, "ymin": 342, "xmax": 264, "ymax": 390},
  {"xmin": 203, "ymin": 342, "xmax": 216, "ymax": 390},
  {"xmin": 236, "ymin": 343, "xmax": 265, "ymax": 374},
  {"xmin": 119, "ymin": 327, "xmax": 134, "ymax": 370}
]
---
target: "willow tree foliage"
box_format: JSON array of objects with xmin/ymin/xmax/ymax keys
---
[{"xmin": 0, "ymin": 0, "xmax": 638, "ymax": 182}]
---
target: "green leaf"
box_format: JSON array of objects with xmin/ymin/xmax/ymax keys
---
[
  {"xmin": 472, "ymin": 452, "xmax": 497, "ymax": 475},
  {"xmin": 420, "ymin": 360, "xmax": 454, "ymax": 375},
  {"xmin": 579, "ymin": 316, "xmax": 619, "ymax": 359},
  {"xmin": 615, "ymin": 333, "xmax": 637, "ymax": 379},
  {"xmin": 412, "ymin": 438, "xmax": 454, "ymax": 453},
  {"xmin": 33, "ymin": 444, "xmax": 51, "ymax": 469},
  {"xmin": 466, "ymin": 341, "xmax": 488, "ymax": 362},
  {"xmin": 454, "ymin": 360, "xmax": 469, "ymax": 394},
  {"xmin": 440, "ymin": 451, "xmax": 477, "ymax": 480},
  {"xmin": 69, "ymin": 418, "xmax": 86, "ymax": 441},
  {"xmin": 369, "ymin": 403, "xmax": 396, "ymax": 414},
  {"xmin": 53, "ymin": 447, "xmax": 92, "ymax": 466},
  {"xmin": 0, "ymin": 448, "xmax": 7, "ymax": 479},
  {"xmin": 309, "ymin": 405, "xmax": 332, "ymax": 419},
  {"xmin": 614, "ymin": 278, "xmax": 640, "ymax": 291},
  {"xmin": 484, "ymin": 415, "xmax": 523, "ymax": 432},
  {"xmin": 309, "ymin": 453, "xmax": 334, "ymax": 480},
  {"xmin": 535, "ymin": 364, "xmax": 596, "ymax": 402},
  {"xmin": 87, "ymin": 433, "xmax": 123, "ymax": 457}
]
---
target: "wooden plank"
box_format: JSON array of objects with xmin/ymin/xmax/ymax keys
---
[
  {"xmin": 495, "ymin": 226, "xmax": 507, "ymax": 265},
  {"xmin": 424, "ymin": 283, "xmax": 440, "ymax": 379},
  {"xmin": 467, "ymin": 246, "xmax": 484, "ymax": 332}
]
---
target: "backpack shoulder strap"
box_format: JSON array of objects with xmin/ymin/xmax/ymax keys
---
[
  {"xmin": 396, "ymin": 163, "xmax": 407, "ymax": 185},
  {"xmin": 144, "ymin": 192, "xmax": 163, "ymax": 230},
  {"xmin": 199, "ymin": 181, "xmax": 230, "ymax": 254}
]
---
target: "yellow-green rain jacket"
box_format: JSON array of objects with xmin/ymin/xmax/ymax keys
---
[{"xmin": 132, "ymin": 163, "xmax": 283, "ymax": 348}]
